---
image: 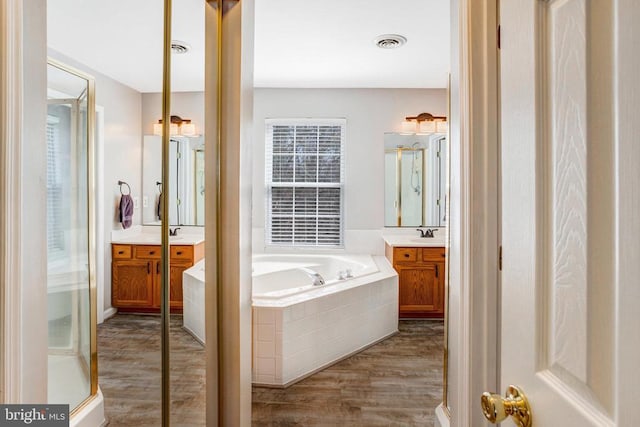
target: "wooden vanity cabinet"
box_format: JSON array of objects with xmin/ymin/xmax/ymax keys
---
[
  {"xmin": 386, "ymin": 245, "xmax": 445, "ymax": 319},
  {"xmin": 111, "ymin": 257, "xmax": 154, "ymax": 308},
  {"xmin": 112, "ymin": 242, "xmax": 203, "ymax": 313}
]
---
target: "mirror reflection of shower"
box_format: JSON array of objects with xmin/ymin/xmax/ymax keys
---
[
  {"xmin": 410, "ymin": 142, "xmax": 422, "ymax": 196},
  {"xmin": 384, "ymin": 133, "xmax": 448, "ymax": 227},
  {"xmin": 194, "ymin": 149, "xmax": 205, "ymax": 225},
  {"xmin": 142, "ymin": 135, "xmax": 205, "ymax": 226}
]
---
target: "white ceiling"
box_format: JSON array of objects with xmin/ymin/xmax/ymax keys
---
[
  {"xmin": 47, "ymin": 0, "xmax": 450, "ymax": 93},
  {"xmin": 47, "ymin": 0, "xmax": 206, "ymax": 93},
  {"xmin": 254, "ymin": 0, "xmax": 450, "ymax": 88}
]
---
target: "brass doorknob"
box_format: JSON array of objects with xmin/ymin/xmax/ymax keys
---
[{"xmin": 481, "ymin": 385, "xmax": 532, "ymax": 427}]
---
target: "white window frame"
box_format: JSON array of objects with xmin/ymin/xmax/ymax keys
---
[{"xmin": 264, "ymin": 118, "xmax": 346, "ymax": 248}]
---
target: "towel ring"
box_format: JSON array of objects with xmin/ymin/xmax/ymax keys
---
[{"xmin": 118, "ymin": 180, "xmax": 131, "ymax": 195}]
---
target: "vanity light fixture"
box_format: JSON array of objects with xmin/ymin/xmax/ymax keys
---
[
  {"xmin": 153, "ymin": 115, "xmax": 197, "ymax": 136},
  {"xmin": 402, "ymin": 112, "xmax": 448, "ymax": 135}
]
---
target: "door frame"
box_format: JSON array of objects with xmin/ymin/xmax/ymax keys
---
[
  {"xmin": 441, "ymin": 0, "xmax": 500, "ymax": 425},
  {"xmin": 0, "ymin": 0, "xmax": 24, "ymax": 403}
]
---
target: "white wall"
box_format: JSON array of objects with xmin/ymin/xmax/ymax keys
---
[
  {"xmin": 48, "ymin": 49, "xmax": 142, "ymax": 320},
  {"xmin": 252, "ymin": 88, "xmax": 447, "ymax": 254},
  {"xmin": 141, "ymin": 91, "xmax": 204, "ymax": 136}
]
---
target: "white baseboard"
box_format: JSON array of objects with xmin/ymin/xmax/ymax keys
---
[
  {"xmin": 71, "ymin": 388, "xmax": 106, "ymax": 427},
  {"xmin": 102, "ymin": 308, "xmax": 117, "ymax": 323},
  {"xmin": 435, "ymin": 403, "xmax": 450, "ymax": 427}
]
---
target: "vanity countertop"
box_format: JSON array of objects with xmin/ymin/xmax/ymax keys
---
[
  {"xmin": 111, "ymin": 233, "xmax": 204, "ymax": 246},
  {"xmin": 383, "ymin": 233, "xmax": 447, "ymax": 248}
]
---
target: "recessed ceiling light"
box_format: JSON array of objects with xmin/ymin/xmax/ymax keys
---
[
  {"xmin": 171, "ymin": 40, "xmax": 191, "ymax": 54},
  {"xmin": 374, "ymin": 34, "xmax": 407, "ymax": 49}
]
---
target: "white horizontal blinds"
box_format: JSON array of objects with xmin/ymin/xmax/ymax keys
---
[
  {"xmin": 266, "ymin": 119, "xmax": 345, "ymax": 247},
  {"xmin": 46, "ymin": 116, "xmax": 64, "ymax": 256}
]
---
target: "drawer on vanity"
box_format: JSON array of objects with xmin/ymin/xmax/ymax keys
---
[
  {"xmin": 170, "ymin": 245, "xmax": 193, "ymax": 261},
  {"xmin": 393, "ymin": 247, "xmax": 419, "ymax": 262},
  {"xmin": 422, "ymin": 247, "xmax": 446, "ymax": 262},
  {"xmin": 134, "ymin": 245, "xmax": 161, "ymax": 259},
  {"xmin": 112, "ymin": 244, "xmax": 132, "ymax": 259}
]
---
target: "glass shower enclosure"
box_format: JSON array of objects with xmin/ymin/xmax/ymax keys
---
[{"xmin": 46, "ymin": 59, "xmax": 97, "ymax": 412}]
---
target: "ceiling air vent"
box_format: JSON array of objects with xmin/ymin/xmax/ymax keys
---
[
  {"xmin": 171, "ymin": 40, "xmax": 191, "ymax": 54},
  {"xmin": 374, "ymin": 34, "xmax": 407, "ymax": 49}
]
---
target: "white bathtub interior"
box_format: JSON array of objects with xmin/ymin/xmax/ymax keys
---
[{"xmin": 252, "ymin": 254, "xmax": 380, "ymax": 299}]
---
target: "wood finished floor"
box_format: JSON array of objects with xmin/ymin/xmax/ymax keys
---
[
  {"xmin": 98, "ymin": 314, "xmax": 206, "ymax": 426},
  {"xmin": 98, "ymin": 315, "xmax": 443, "ymax": 426}
]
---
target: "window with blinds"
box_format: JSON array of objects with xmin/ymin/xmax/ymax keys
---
[{"xmin": 265, "ymin": 119, "xmax": 346, "ymax": 247}]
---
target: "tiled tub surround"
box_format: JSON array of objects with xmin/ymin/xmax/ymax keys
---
[
  {"xmin": 252, "ymin": 255, "xmax": 398, "ymax": 387},
  {"xmin": 183, "ymin": 260, "xmax": 205, "ymax": 343}
]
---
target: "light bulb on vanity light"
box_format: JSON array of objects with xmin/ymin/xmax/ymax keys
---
[
  {"xmin": 152, "ymin": 115, "xmax": 195, "ymax": 136},
  {"xmin": 401, "ymin": 120, "xmax": 416, "ymax": 134},
  {"xmin": 180, "ymin": 122, "xmax": 196, "ymax": 136},
  {"xmin": 418, "ymin": 120, "xmax": 437, "ymax": 134}
]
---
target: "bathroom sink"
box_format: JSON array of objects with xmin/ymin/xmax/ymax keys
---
[{"xmin": 409, "ymin": 238, "xmax": 436, "ymax": 244}]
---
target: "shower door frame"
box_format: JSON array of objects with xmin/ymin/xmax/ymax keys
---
[{"xmin": 46, "ymin": 57, "xmax": 99, "ymax": 416}]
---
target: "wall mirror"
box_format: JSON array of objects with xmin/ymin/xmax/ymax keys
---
[
  {"xmin": 142, "ymin": 134, "xmax": 205, "ymax": 226},
  {"xmin": 384, "ymin": 132, "xmax": 448, "ymax": 227}
]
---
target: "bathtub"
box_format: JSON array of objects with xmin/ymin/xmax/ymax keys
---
[
  {"xmin": 181, "ymin": 253, "xmax": 399, "ymax": 387},
  {"xmin": 251, "ymin": 253, "xmax": 398, "ymax": 387},
  {"xmin": 252, "ymin": 254, "xmax": 380, "ymax": 299},
  {"xmin": 182, "ymin": 259, "xmax": 205, "ymax": 344}
]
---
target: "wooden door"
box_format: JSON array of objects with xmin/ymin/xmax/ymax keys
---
[
  {"xmin": 112, "ymin": 260, "xmax": 153, "ymax": 308},
  {"xmin": 497, "ymin": 0, "xmax": 640, "ymax": 425}
]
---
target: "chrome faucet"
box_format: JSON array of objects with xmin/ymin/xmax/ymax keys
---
[
  {"xmin": 338, "ymin": 269, "xmax": 353, "ymax": 280},
  {"xmin": 169, "ymin": 227, "xmax": 181, "ymax": 236},
  {"xmin": 416, "ymin": 228, "xmax": 436, "ymax": 238},
  {"xmin": 300, "ymin": 268, "xmax": 325, "ymax": 286}
]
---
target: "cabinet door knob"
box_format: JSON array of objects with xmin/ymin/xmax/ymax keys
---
[
  {"xmin": 118, "ymin": 250, "xmax": 124, "ymax": 255},
  {"xmin": 435, "ymin": 265, "xmax": 439, "ymax": 278},
  {"xmin": 176, "ymin": 251, "xmax": 183, "ymax": 255},
  {"xmin": 147, "ymin": 262, "xmax": 151, "ymax": 274},
  {"xmin": 404, "ymin": 253, "xmax": 410, "ymax": 258},
  {"xmin": 150, "ymin": 251, "xmax": 155, "ymax": 255}
]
